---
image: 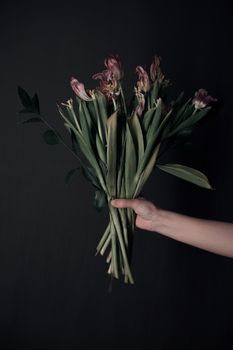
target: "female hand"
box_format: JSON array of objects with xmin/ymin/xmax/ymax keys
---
[
  {"xmin": 111, "ymin": 197, "xmax": 159, "ymax": 231},
  {"xmin": 111, "ymin": 198, "xmax": 233, "ymax": 258}
]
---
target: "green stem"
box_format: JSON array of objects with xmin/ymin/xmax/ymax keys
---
[
  {"xmin": 95, "ymin": 223, "xmax": 110, "ymax": 255},
  {"xmin": 100, "ymin": 233, "xmax": 111, "ymax": 256},
  {"xmin": 36, "ymin": 113, "xmax": 86, "ymax": 167},
  {"xmin": 109, "ymin": 206, "xmax": 134, "ymax": 284},
  {"xmin": 109, "ymin": 212, "xmax": 119, "ymax": 279},
  {"xmin": 118, "ymin": 208, "xmax": 128, "ymax": 247},
  {"xmin": 112, "ymin": 98, "xmax": 117, "ymax": 111},
  {"xmin": 120, "ymin": 85, "xmax": 127, "ymax": 116}
]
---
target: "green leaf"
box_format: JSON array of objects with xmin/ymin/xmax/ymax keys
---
[
  {"xmin": 125, "ymin": 121, "xmax": 137, "ymax": 197},
  {"xmin": 93, "ymin": 91, "xmax": 107, "ymax": 145},
  {"xmin": 146, "ymin": 98, "xmax": 163, "ymax": 144},
  {"xmin": 79, "ymin": 101, "xmax": 92, "ymax": 145},
  {"xmin": 82, "ymin": 166, "xmax": 101, "ymax": 190},
  {"xmin": 18, "ymin": 108, "xmax": 34, "ymax": 114},
  {"xmin": 18, "ymin": 87, "xmax": 41, "ymax": 115},
  {"xmin": 157, "ymin": 163, "xmax": 213, "ymax": 189},
  {"xmin": 93, "ymin": 189, "xmax": 107, "ymax": 211},
  {"xmin": 69, "ymin": 128, "xmax": 79, "ymax": 155},
  {"xmin": 117, "ymin": 137, "xmax": 126, "ymax": 196},
  {"xmin": 149, "ymin": 80, "xmax": 160, "ymax": 107},
  {"xmin": 159, "ymin": 128, "xmax": 194, "ymax": 155},
  {"xmin": 142, "ymin": 106, "xmax": 157, "ymax": 132},
  {"xmin": 43, "ymin": 129, "xmax": 61, "ymax": 145},
  {"xmin": 73, "ymin": 129, "xmax": 101, "ymax": 172},
  {"xmin": 95, "ymin": 133, "xmax": 107, "ymax": 164},
  {"xmin": 58, "ymin": 105, "xmax": 77, "ymax": 131},
  {"xmin": 63, "ymin": 116, "xmax": 106, "ymax": 188},
  {"xmin": 95, "ymin": 90, "xmax": 108, "ymax": 138},
  {"xmin": 134, "ymin": 143, "xmax": 161, "ymax": 197},
  {"xmin": 106, "ymin": 111, "xmax": 118, "ymax": 197},
  {"xmin": 18, "ymin": 86, "xmax": 32, "ymax": 109},
  {"xmin": 173, "ymin": 91, "xmax": 185, "ymax": 107},
  {"xmin": 129, "ymin": 113, "xmax": 144, "ymax": 169},
  {"xmin": 137, "ymin": 99, "xmax": 162, "ymax": 176},
  {"xmin": 168, "ymin": 107, "xmax": 211, "ymax": 138},
  {"xmin": 31, "ymin": 93, "xmax": 40, "ymax": 114},
  {"xmin": 18, "ymin": 117, "xmax": 43, "ymax": 124},
  {"xmin": 65, "ymin": 167, "xmax": 81, "ymax": 186},
  {"xmin": 176, "ymin": 128, "xmax": 193, "ymax": 138}
]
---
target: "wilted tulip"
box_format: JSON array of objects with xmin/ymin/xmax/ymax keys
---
[
  {"xmin": 135, "ymin": 66, "xmax": 151, "ymax": 93},
  {"xmin": 70, "ymin": 77, "xmax": 94, "ymax": 101},
  {"xmin": 150, "ymin": 55, "xmax": 162, "ymax": 82},
  {"xmin": 92, "ymin": 69, "xmax": 112, "ymax": 84},
  {"xmin": 104, "ymin": 54, "xmax": 124, "ymax": 80},
  {"xmin": 92, "ymin": 69, "xmax": 120, "ymax": 100},
  {"xmin": 192, "ymin": 89, "xmax": 217, "ymax": 109},
  {"xmin": 134, "ymin": 88, "xmax": 145, "ymax": 117}
]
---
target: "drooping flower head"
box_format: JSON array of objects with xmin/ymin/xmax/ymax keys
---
[
  {"xmin": 135, "ymin": 66, "xmax": 151, "ymax": 93},
  {"xmin": 70, "ymin": 77, "xmax": 94, "ymax": 101},
  {"xmin": 134, "ymin": 87, "xmax": 146, "ymax": 117},
  {"xmin": 104, "ymin": 54, "xmax": 124, "ymax": 81},
  {"xmin": 92, "ymin": 59, "xmax": 121, "ymax": 101},
  {"xmin": 92, "ymin": 70, "xmax": 120, "ymax": 100},
  {"xmin": 192, "ymin": 89, "xmax": 217, "ymax": 109},
  {"xmin": 150, "ymin": 55, "xmax": 163, "ymax": 82}
]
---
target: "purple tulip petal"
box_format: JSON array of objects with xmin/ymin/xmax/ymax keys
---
[
  {"xmin": 104, "ymin": 54, "xmax": 123, "ymax": 80},
  {"xmin": 70, "ymin": 77, "xmax": 93, "ymax": 101},
  {"xmin": 150, "ymin": 55, "xmax": 162, "ymax": 82},
  {"xmin": 192, "ymin": 88, "xmax": 217, "ymax": 109},
  {"xmin": 135, "ymin": 65, "xmax": 151, "ymax": 92}
]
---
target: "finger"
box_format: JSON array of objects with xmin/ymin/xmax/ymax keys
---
[
  {"xmin": 111, "ymin": 198, "xmax": 136, "ymax": 209},
  {"xmin": 111, "ymin": 198, "xmax": 144, "ymax": 212}
]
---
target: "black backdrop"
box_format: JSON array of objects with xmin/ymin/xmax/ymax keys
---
[{"xmin": 1, "ymin": 0, "xmax": 233, "ymax": 349}]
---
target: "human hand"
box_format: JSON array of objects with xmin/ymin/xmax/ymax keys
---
[{"xmin": 111, "ymin": 197, "xmax": 159, "ymax": 232}]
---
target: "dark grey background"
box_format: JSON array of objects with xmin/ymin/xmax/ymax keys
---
[{"xmin": 1, "ymin": 0, "xmax": 233, "ymax": 349}]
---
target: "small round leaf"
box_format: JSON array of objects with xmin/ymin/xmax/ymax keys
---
[{"xmin": 43, "ymin": 129, "xmax": 61, "ymax": 145}]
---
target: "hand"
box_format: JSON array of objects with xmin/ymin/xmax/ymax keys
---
[{"xmin": 111, "ymin": 197, "xmax": 159, "ymax": 231}]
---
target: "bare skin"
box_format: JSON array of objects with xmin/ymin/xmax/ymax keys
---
[{"xmin": 110, "ymin": 198, "xmax": 233, "ymax": 259}]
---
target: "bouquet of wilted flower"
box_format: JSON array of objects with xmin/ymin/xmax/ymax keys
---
[{"xmin": 17, "ymin": 54, "xmax": 217, "ymax": 284}]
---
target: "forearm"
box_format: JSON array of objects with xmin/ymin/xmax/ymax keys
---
[{"xmin": 153, "ymin": 209, "xmax": 233, "ymax": 258}]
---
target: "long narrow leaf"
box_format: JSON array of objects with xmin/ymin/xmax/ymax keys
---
[
  {"xmin": 18, "ymin": 86, "xmax": 32, "ymax": 109},
  {"xmin": 106, "ymin": 111, "xmax": 118, "ymax": 198},
  {"xmin": 157, "ymin": 163, "xmax": 213, "ymax": 189},
  {"xmin": 128, "ymin": 113, "xmax": 144, "ymax": 170},
  {"xmin": 124, "ymin": 121, "xmax": 137, "ymax": 197},
  {"xmin": 133, "ymin": 143, "xmax": 161, "ymax": 197},
  {"xmin": 137, "ymin": 99, "xmax": 162, "ymax": 176},
  {"xmin": 168, "ymin": 107, "xmax": 211, "ymax": 138}
]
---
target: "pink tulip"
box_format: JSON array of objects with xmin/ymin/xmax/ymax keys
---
[
  {"xmin": 104, "ymin": 54, "xmax": 123, "ymax": 80},
  {"xmin": 192, "ymin": 89, "xmax": 217, "ymax": 109},
  {"xmin": 92, "ymin": 69, "xmax": 112, "ymax": 84},
  {"xmin": 134, "ymin": 89, "xmax": 145, "ymax": 117},
  {"xmin": 70, "ymin": 77, "xmax": 93, "ymax": 101},
  {"xmin": 92, "ymin": 69, "xmax": 120, "ymax": 100},
  {"xmin": 135, "ymin": 66, "xmax": 151, "ymax": 92}
]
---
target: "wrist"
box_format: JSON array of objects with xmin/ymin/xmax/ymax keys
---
[{"xmin": 151, "ymin": 208, "xmax": 175, "ymax": 234}]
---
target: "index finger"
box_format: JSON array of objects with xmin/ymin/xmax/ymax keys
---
[{"xmin": 111, "ymin": 198, "xmax": 142, "ymax": 210}]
